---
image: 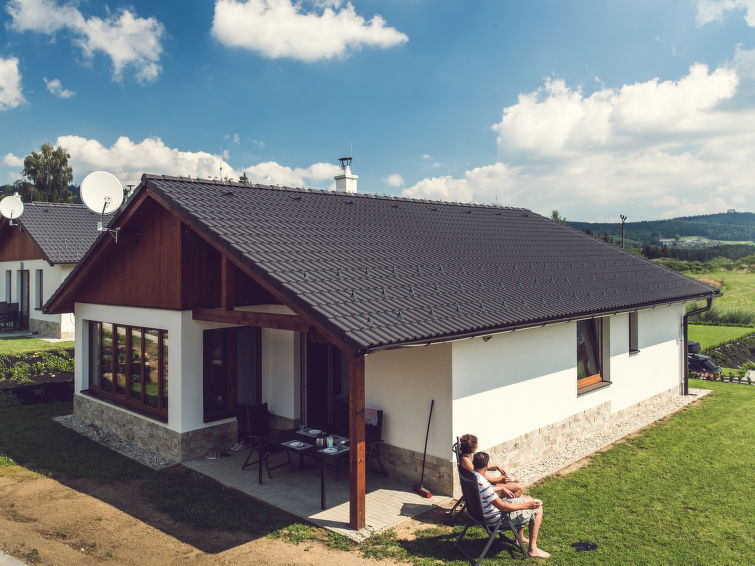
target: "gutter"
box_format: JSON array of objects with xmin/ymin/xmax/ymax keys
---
[{"xmin": 682, "ymin": 298, "xmax": 713, "ymax": 395}]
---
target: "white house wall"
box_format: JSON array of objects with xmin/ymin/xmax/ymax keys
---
[
  {"xmin": 365, "ymin": 343, "xmax": 452, "ymax": 460},
  {"xmin": 0, "ymin": 259, "xmax": 74, "ymax": 335},
  {"xmin": 451, "ymin": 303, "xmax": 684, "ymax": 453}
]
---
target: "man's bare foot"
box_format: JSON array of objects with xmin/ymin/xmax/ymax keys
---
[
  {"xmin": 519, "ymin": 535, "xmax": 529, "ymax": 544},
  {"xmin": 528, "ymin": 547, "xmax": 550, "ymax": 558}
]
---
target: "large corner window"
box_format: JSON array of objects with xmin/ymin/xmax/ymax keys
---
[
  {"xmin": 577, "ymin": 318, "xmax": 606, "ymax": 391},
  {"xmin": 88, "ymin": 320, "xmax": 168, "ymax": 420}
]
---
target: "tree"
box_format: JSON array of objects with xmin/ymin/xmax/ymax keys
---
[
  {"xmin": 239, "ymin": 172, "xmax": 250, "ymax": 184},
  {"xmin": 21, "ymin": 143, "xmax": 74, "ymax": 203},
  {"xmin": 551, "ymin": 209, "xmax": 567, "ymax": 224}
]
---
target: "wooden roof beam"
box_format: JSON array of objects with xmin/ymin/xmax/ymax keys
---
[{"xmin": 192, "ymin": 307, "xmax": 313, "ymax": 333}]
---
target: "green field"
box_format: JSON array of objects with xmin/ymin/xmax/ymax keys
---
[
  {"xmin": 688, "ymin": 324, "xmax": 755, "ymax": 350},
  {"xmin": 0, "ymin": 336, "xmax": 75, "ymax": 355},
  {"xmin": 689, "ymin": 270, "xmax": 755, "ymax": 310}
]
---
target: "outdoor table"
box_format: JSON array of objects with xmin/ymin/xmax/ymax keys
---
[{"xmin": 265, "ymin": 428, "xmax": 350, "ymax": 509}]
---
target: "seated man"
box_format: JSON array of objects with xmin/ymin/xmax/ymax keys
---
[
  {"xmin": 460, "ymin": 433, "xmax": 523, "ymax": 497},
  {"xmin": 473, "ymin": 451, "xmax": 550, "ymax": 559}
]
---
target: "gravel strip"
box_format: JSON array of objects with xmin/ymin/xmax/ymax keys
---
[
  {"xmin": 515, "ymin": 388, "xmax": 711, "ymax": 487},
  {"xmin": 53, "ymin": 415, "xmax": 177, "ymax": 470}
]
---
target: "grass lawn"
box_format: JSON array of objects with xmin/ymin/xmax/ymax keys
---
[
  {"xmin": 688, "ymin": 324, "xmax": 755, "ymax": 350},
  {"xmin": 689, "ymin": 270, "xmax": 755, "ymax": 311},
  {"xmin": 0, "ymin": 336, "xmax": 75, "ymax": 355},
  {"xmin": 1, "ymin": 383, "xmax": 753, "ymax": 565}
]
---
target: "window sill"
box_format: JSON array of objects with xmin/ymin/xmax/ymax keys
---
[
  {"xmin": 81, "ymin": 389, "xmax": 168, "ymax": 423},
  {"xmin": 577, "ymin": 380, "xmax": 612, "ymax": 396}
]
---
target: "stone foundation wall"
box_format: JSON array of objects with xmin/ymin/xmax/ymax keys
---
[
  {"xmin": 30, "ymin": 318, "xmax": 63, "ymax": 339},
  {"xmin": 74, "ymin": 394, "xmax": 237, "ymax": 461},
  {"xmin": 450, "ymin": 385, "xmax": 680, "ymax": 498},
  {"xmin": 381, "ymin": 444, "xmax": 455, "ymax": 496}
]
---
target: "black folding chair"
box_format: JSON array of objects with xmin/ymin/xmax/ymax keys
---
[
  {"xmin": 240, "ymin": 403, "xmax": 291, "ymax": 483},
  {"xmin": 366, "ymin": 408, "xmax": 387, "ymax": 476},
  {"xmin": 454, "ymin": 464, "xmax": 528, "ymax": 564},
  {"xmin": 0, "ymin": 302, "xmax": 8, "ymax": 331},
  {"xmin": 449, "ymin": 438, "xmax": 467, "ymax": 524},
  {"xmin": 6, "ymin": 303, "xmax": 18, "ymax": 331}
]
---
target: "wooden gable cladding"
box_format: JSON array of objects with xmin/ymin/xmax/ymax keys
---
[
  {"xmin": 0, "ymin": 223, "xmax": 44, "ymax": 262},
  {"xmin": 74, "ymin": 197, "xmax": 183, "ymax": 309}
]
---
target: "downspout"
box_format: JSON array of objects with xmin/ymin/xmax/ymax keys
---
[{"xmin": 682, "ymin": 298, "xmax": 713, "ymax": 395}]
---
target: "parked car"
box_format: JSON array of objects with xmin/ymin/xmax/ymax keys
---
[
  {"xmin": 688, "ymin": 353, "xmax": 721, "ymax": 375},
  {"xmin": 687, "ymin": 340, "xmax": 701, "ymax": 354}
]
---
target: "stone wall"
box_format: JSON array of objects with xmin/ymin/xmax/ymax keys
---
[
  {"xmin": 381, "ymin": 443, "xmax": 456, "ymax": 496},
  {"xmin": 449, "ymin": 385, "xmax": 680, "ymax": 498},
  {"xmin": 74, "ymin": 394, "xmax": 237, "ymax": 461},
  {"xmin": 30, "ymin": 318, "xmax": 65, "ymax": 339}
]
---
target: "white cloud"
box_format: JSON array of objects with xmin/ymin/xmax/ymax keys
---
[
  {"xmin": 7, "ymin": 0, "xmax": 165, "ymax": 82},
  {"xmin": 232, "ymin": 132, "xmax": 240, "ymax": 144},
  {"xmin": 696, "ymin": 0, "xmax": 755, "ymax": 26},
  {"xmin": 252, "ymin": 139, "xmax": 265, "ymax": 149},
  {"xmin": 3, "ymin": 135, "xmax": 341, "ymax": 189},
  {"xmin": 421, "ymin": 153, "xmax": 431, "ymax": 159},
  {"xmin": 0, "ymin": 56, "xmax": 25, "ymax": 110},
  {"xmin": 43, "ymin": 77, "xmax": 75, "ymax": 98},
  {"xmin": 384, "ymin": 173, "xmax": 404, "ymax": 187},
  {"xmin": 3, "ymin": 153, "xmax": 24, "ymax": 167},
  {"xmin": 211, "ymin": 0, "xmax": 408, "ymax": 62},
  {"xmin": 404, "ymin": 60, "xmax": 755, "ymax": 220}
]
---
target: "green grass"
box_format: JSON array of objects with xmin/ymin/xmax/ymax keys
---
[
  {"xmin": 2, "ymin": 388, "xmax": 753, "ymax": 565},
  {"xmin": 688, "ymin": 324, "xmax": 755, "ymax": 350},
  {"xmin": 0, "ymin": 336, "xmax": 75, "ymax": 354},
  {"xmin": 689, "ymin": 271, "xmax": 755, "ymax": 311}
]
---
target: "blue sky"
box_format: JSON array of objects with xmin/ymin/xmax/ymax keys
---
[{"xmin": 1, "ymin": 0, "xmax": 755, "ymax": 221}]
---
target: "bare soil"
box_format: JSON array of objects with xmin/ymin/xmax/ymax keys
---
[{"xmin": 0, "ymin": 470, "xmax": 410, "ymax": 566}]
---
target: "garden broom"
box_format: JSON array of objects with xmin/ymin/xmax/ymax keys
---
[{"xmin": 414, "ymin": 399, "xmax": 434, "ymax": 498}]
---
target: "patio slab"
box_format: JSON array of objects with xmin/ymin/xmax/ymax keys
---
[{"xmin": 184, "ymin": 449, "xmax": 452, "ymax": 540}]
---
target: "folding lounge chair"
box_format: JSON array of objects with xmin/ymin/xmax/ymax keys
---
[
  {"xmin": 449, "ymin": 438, "xmax": 467, "ymax": 524},
  {"xmin": 240, "ymin": 402, "xmax": 291, "ymax": 483},
  {"xmin": 453, "ymin": 464, "xmax": 528, "ymax": 564},
  {"xmin": 365, "ymin": 408, "xmax": 387, "ymax": 476}
]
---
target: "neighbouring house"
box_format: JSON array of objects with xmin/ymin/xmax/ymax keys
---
[
  {"xmin": 0, "ymin": 202, "xmax": 107, "ymax": 338},
  {"xmin": 45, "ymin": 169, "xmax": 718, "ymax": 529}
]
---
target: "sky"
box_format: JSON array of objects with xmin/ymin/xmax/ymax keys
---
[{"xmin": 1, "ymin": 0, "xmax": 755, "ymax": 222}]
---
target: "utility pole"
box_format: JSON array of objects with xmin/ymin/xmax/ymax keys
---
[{"xmin": 620, "ymin": 214, "xmax": 627, "ymax": 249}]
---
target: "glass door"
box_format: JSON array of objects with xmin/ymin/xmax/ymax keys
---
[{"xmin": 18, "ymin": 270, "xmax": 29, "ymax": 330}]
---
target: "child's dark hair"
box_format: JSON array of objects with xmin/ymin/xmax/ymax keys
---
[{"xmin": 472, "ymin": 451, "xmax": 489, "ymax": 470}]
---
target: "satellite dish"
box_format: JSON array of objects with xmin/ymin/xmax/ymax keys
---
[
  {"xmin": 0, "ymin": 193, "xmax": 24, "ymax": 223},
  {"xmin": 81, "ymin": 171, "xmax": 124, "ymax": 214}
]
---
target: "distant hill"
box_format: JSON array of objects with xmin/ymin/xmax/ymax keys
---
[{"xmin": 568, "ymin": 212, "xmax": 755, "ymax": 246}]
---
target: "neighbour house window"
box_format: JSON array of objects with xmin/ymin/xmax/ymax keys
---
[
  {"xmin": 5, "ymin": 270, "xmax": 10, "ymax": 302},
  {"xmin": 35, "ymin": 269, "xmax": 43, "ymax": 309},
  {"xmin": 577, "ymin": 318, "xmax": 605, "ymax": 390},
  {"xmin": 629, "ymin": 312, "xmax": 639, "ymax": 354},
  {"xmin": 87, "ymin": 320, "xmax": 168, "ymax": 420}
]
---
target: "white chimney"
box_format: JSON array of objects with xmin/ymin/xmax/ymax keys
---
[{"xmin": 334, "ymin": 157, "xmax": 357, "ymax": 193}]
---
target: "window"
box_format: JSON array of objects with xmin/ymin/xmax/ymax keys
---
[
  {"xmin": 35, "ymin": 269, "xmax": 43, "ymax": 309},
  {"xmin": 203, "ymin": 327, "xmax": 261, "ymax": 422},
  {"xmin": 88, "ymin": 320, "xmax": 168, "ymax": 420},
  {"xmin": 577, "ymin": 318, "xmax": 604, "ymax": 390},
  {"xmin": 629, "ymin": 311, "xmax": 639, "ymax": 354},
  {"xmin": 4, "ymin": 270, "xmax": 10, "ymax": 302}
]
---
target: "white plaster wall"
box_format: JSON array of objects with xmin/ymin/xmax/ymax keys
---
[
  {"xmin": 0, "ymin": 260, "xmax": 74, "ymax": 334},
  {"xmin": 262, "ymin": 328, "xmax": 299, "ymax": 420},
  {"xmin": 452, "ymin": 304, "xmax": 685, "ymax": 451},
  {"xmin": 365, "ymin": 343, "xmax": 452, "ymax": 460},
  {"xmin": 608, "ymin": 305, "xmax": 683, "ymax": 412}
]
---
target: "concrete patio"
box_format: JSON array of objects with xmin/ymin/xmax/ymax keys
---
[{"xmin": 184, "ymin": 449, "xmax": 452, "ymax": 540}]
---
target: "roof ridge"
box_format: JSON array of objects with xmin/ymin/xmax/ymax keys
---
[
  {"xmin": 28, "ymin": 201, "xmax": 88, "ymax": 208},
  {"xmin": 141, "ymin": 173, "xmax": 533, "ymax": 213}
]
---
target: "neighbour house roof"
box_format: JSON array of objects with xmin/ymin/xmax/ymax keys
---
[
  {"xmin": 5, "ymin": 202, "xmax": 108, "ymax": 264},
  {"xmin": 46, "ymin": 175, "xmax": 719, "ymax": 354}
]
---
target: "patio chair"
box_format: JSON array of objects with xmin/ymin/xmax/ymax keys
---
[
  {"xmin": 0, "ymin": 302, "xmax": 7, "ymax": 331},
  {"xmin": 6, "ymin": 303, "xmax": 18, "ymax": 331},
  {"xmin": 365, "ymin": 408, "xmax": 387, "ymax": 476},
  {"xmin": 449, "ymin": 438, "xmax": 467, "ymax": 524},
  {"xmin": 453, "ymin": 462, "xmax": 528, "ymax": 564},
  {"xmin": 240, "ymin": 402, "xmax": 291, "ymax": 483}
]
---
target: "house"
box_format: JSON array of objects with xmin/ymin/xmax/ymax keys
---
[
  {"xmin": 45, "ymin": 170, "xmax": 718, "ymax": 530},
  {"xmin": 0, "ymin": 202, "xmax": 107, "ymax": 338}
]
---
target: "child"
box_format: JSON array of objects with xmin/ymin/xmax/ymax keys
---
[{"xmin": 459, "ymin": 433, "xmax": 523, "ymax": 498}]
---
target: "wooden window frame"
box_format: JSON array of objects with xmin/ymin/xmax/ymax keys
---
[
  {"xmin": 577, "ymin": 318, "xmax": 610, "ymax": 393},
  {"xmin": 86, "ymin": 320, "xmax": 168, "ymax": 422}
]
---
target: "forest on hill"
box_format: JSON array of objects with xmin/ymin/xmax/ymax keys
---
[{"xmin": 568, "ymin": 211, "xmax": 755, "ymax": 246}]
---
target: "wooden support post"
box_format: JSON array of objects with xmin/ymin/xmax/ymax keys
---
[{"xmin": 349, "ymin": 354, "xmax": 366, "ymax": 530}]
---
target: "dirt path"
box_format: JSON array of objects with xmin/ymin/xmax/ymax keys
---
[{"xmin": 0, "ymin": 471, "xmax": 410, "ymax": 566}]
